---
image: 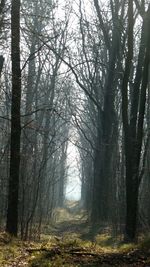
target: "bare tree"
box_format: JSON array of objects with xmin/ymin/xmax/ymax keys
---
[
  {"xmin": 6, "ymin": 0, "xmax": 21, "ymax": 236},
  {"xmin": 121, "ymin": 2, "xmax": 150, "ymax": 241}
]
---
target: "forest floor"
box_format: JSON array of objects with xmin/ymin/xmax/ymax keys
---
[{"xmin": 0, "ymin": 203, "xmax": 150, "ymax": 267}]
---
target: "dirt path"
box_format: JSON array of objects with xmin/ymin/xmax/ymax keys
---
[
  {"xmin": 1, "ymin": 219, "xmax": 150, "ymax": 267},
  {"xmin": 27, "ymin": 219, "xmax": 150, "ymax": 267}
]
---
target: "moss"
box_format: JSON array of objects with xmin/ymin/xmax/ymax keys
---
[
  {"xmin": 0, "ymin": 232, "xmax": 32, "ymax": 266},
  {"xmin": 1, "ymin": 229, "xmax": 150, "ymax": 267},
  {"xmin": 139, "ymin": 236, "xmax": 150, "ymax": 250},
  {"xmin": 0, "ymin": 240, "xmax": 20, "ymax": 266}
]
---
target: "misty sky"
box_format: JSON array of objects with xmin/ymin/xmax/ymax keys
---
[{"xmin": 65, "ymin": 140, "xmax": 81, "ymax": 200}]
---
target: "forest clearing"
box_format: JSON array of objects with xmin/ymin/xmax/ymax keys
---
[{"xmin": 1, "ymin": 202, "xmax": 150, "ymax": 267}]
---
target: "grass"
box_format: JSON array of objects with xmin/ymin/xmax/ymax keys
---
[
  {"xmin": 0, "ymin": 205, "xmax": 150, "ymax": 267},
  {"xmin": 27, "ymin": 232, "xmax": 141, "ymax": 267},
  {"xmin": 0, "ymin": 230, "xmax": 150, "ymax": 267},
  {"xmin": 0, "ymin": 233, "xmax": 22, "ymax": 266}
]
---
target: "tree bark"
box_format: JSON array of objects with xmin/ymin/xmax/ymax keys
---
[
  {"xmin": 6, "ymin": 0, "xmax": 21, "ymax": 236},
  {"xmin": 122, "ymin": 2, "xmax": 150, "ymax": 241}
]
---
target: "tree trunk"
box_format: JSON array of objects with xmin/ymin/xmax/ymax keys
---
[
  {"xmin": 122, "ymin": 2, "xmax": 150, "ymax": 241},
  {"xmin": 6, "ymin": 0, "xmax": 21, "ymax": 236}
]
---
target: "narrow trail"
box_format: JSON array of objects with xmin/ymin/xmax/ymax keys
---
[
  {"xmin": 30, "ymin": 215, "xmax": 150, "ymax": 267},
  {"xmin": 1, "ymin": 206, "xmax": 150, "ymax": 267},
  {"xmin": 35, "ymin": 205, "xmax": 150, "ymax": 267}
]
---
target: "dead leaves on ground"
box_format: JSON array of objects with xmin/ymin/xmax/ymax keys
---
[
  {"xmin": 1, "ymin": 231, "xmax": 150, "ymax": 267},
  {"xmin": 27, "ymin": 238, "xmax": 150, "ymax": 267}
]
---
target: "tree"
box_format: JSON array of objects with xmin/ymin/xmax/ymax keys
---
[
  {"xmin": 0, "ymin": 0, "xmax": 5, "ymax": 77},
  {"xmin": 6, "ymin": 0, "xmax": 21, "ymax": 236},
  {"xmin": 122, "ymin": 2, "xmax": 150, "ymax": 241}
]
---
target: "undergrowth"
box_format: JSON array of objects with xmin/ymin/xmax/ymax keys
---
[
  {"xmin": 0, "ymin": 205, "xmax": 150, "ymax": 267},
  {"xmin": 0, "ymin": 230, "xmax": 150, "ymax": 267}
]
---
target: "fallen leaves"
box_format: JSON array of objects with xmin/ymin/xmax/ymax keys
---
[
  {"xmin": 27, "ymin": 239, "xmax": 150, "ymax": 267},
  {"xmin": 1, "ymin": 227, "xmax": 150, "ymax": 267}
]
